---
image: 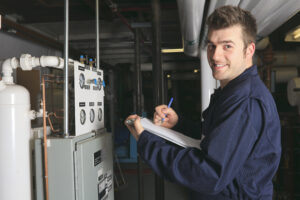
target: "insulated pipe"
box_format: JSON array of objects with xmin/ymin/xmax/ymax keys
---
[
  {"xmin": 64, "ymin": 0, "xmax": 69, "ymax": 136},
  {"xmin": 177, "ymin": 0, "xmax": 205, "ymax": 57},
  {"xmin": 96, "ymin": 0, "xmax": 100, "ymax": 69},
  {"xmin": 200, "ymin": 48, "xmax": 217, "ymax": 112}
]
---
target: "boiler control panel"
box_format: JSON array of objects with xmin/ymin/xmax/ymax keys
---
[{"xmin": 73, "ymin": 61, "xmax": 105, "ymax": 136}]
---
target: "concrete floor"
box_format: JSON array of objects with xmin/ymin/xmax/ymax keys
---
[{"xmin": 114, "ymin": 163, "xmax": 190, "ymax": 200}]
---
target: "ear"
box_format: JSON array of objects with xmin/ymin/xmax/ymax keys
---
[{"xmin": 246, "ymin": 42, "xmax": 255, "ymax": 58}]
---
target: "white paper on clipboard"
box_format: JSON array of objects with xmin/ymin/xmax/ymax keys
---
[{"xmin": 140, "ymin": 118, "xmax": 201, "ymax": 150}]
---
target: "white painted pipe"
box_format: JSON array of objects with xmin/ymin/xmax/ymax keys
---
[
  {"xmin": 200, "ymin": 48, "xmax": 217, "ymax": 113},
  {"xmin": 20, "ymin": 54, "xmax": 64, "ymax": 70},
  {"xmin": 2, "ymin": 57, "xmax": 20, "ymax": 84},
  {"xmin": 2, "ymin": 54, "xmax": 65, "ymax": 86},
  {"xmin": 40, "ymin": 56, "xmax": 64, "ymax": 68}
]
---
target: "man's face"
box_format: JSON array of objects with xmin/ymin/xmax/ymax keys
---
[{"xmin": 207, "ymin": 25, "xmax": 254, "ymax": 88}]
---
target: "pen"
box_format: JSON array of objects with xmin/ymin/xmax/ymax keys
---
[
  {"xmin": 125, "ymin": 118, "xmax": 136, "ymax": 126},
  {"xmin": 162, "ymin": 97, "xmax": 174, "ymax": 122}
]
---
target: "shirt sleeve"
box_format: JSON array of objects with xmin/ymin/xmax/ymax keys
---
[
  {"xmin": 172, "ymin": 115, "xmax": 202, "ymax": 139},
  {"xmin": 137, "ymin": 98, "xmax": 263, "ymax": 195}
]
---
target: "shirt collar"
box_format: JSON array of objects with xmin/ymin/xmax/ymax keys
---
[{"xmin": 221, "ymin": 65, "xmax": 257, "ymax": 90}]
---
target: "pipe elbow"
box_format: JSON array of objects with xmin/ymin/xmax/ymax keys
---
[
  {"xmin": 2, "ymin": 57, "xmax": 19, "ymax": 71},
  {"xmin": 2, "ymin": 57, "xmax": 19, "ymax": 84}
]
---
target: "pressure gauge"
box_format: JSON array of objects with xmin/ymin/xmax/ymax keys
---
[
  {"xmin": 98, "ymin": 78, "xmax": 102, "ymax": 90},
  {"xmin": 90, "ymin": 108, "xmax": 95, "ymax": 123},
  {"xmin": 98, "ymin": 108, "xmax": 103, "ymax": 121},
  {"xmin": 80, "ymin": 109, "xmax": 86, "ymax": 125},
  {"xmin": 79, "ymin": 73, "xmax": 85, "ymax": 89}
]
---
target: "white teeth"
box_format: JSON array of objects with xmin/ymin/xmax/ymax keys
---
[{"xmin": 215, "ymin": 64, "xmax": 225, "ymax": 67}]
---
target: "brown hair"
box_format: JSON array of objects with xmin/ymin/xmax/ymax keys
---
[{"xmin": 206, "ymin": 5, "xmax": 257, "ymax": 48}]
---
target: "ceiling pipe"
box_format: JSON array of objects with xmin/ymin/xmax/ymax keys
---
[
  {"xmin": 118, "ymin": 4, "xmax": 177, "ymax": 12},
  {"xmin": 104, "ymin": 0, "xmax": 149, "ymax": 44},
  {"xmin": 1, "ymin": 17, "xmax": 83, "ymax": 57}
]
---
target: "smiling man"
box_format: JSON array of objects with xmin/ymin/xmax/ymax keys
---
[{"xmin": 125, "ymin": 6, "xmax": 281, "ymax": 200}]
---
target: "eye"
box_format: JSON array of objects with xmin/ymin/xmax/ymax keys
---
[
  {"xmin": 207, "ymin": 44, "xmax": 215, "ymax": 50},
  {"xmin": 224, "ymin": 45, "xmax": 232, "ymax": 49}
]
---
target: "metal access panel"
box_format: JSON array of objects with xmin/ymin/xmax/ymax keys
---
[
  {"xmin": 34, "ymin": 130, "xmax": 114, "ymax": 200},
  {"xmin": 73, "ymin": 61, "xmax": 105, "ymax": 136}
]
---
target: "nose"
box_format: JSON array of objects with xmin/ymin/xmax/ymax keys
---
[{"xmin": 211, "ymin": 46, "xmax": 223, "ymax": 61}]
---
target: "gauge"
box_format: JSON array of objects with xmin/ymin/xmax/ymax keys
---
[
  {"xmin": 90, "ymin": 108, "xmax": 95, "ymax": 123},
  {"xmin": 79, "ymin": 73, "xmax": 85, "ymax": 89},
  {"xmin": 98, "ymin": 108, "xmax": 103, "ymax": 121},
  {"xmin": 98, "ymin": 78, "xmax": 102, "ymax": 90},
  {"xmin": 80, "ymin": 109, "xmax": 86, "ymax": 125}
]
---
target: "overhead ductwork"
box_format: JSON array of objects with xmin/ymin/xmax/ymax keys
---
[{"xmin": 176, "ymin": 0, "xmax": 205, "ymax": 57}]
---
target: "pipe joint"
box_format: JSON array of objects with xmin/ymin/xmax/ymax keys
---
[
  {"xmin": 2, "ymin": 57, "xmax": 20, "ymax": 84},
  {"xmin": 20, "ymin": 54, "xmax": 40, "ymax": 70}
]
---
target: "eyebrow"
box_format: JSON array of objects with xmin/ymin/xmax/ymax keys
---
[{"xmin": 207, "ymin": 40, "xmax": 235, "ymax": 45}]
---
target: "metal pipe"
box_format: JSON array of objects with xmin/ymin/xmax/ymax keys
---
[
  {"xmin": 152, "ymin": 0, "xmax": 164, "ymax": 199},
  {"xmin": 152, "ymin": 0, "xmax": 164, "ymax": 106},
  {"xmin": 63, "ymin": 0, "xmax": 69, "ymax": 136},
  {"xmin": 96, "ymin": 0, "xmax": 100, "ymax": 69},
  {"xmin": 135, "ymin": 28, "xmax": 144, "ymax": 200},
  {"xmin": 42, "ymin": 76, "xmax": 49, "ymax": 200}
]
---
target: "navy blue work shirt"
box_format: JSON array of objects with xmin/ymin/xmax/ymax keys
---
[{"xmin": 137, "ymin": 65, "xmax": 281, "ymax": 199}]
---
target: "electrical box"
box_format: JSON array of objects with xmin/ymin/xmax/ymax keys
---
[{"xmin": 34, "ymin": 130, "xmax": 114, "ymax": 200}]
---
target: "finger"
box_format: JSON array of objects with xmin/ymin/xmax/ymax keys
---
[
  {"xmin": 154, "ymin": 112, "xmax": 162, "ymax": 121},
  {"xmin": 155, "ymin": 105, "xmax": 168, "ymax": 118},
  {"xmin": 124, "ymin": 114, "xmax": 137, "ymax": 126},
  {"xmin": 153, "ymin": 113, "xmax": 163, "ymax": 125},
  {"xmin": 133, "ymin": 116, "xmax": 145, "ymax": 135}
]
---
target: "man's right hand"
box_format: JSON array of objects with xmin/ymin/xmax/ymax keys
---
[{"xmin": 153, "ymin": 104, "xmax": 178, "ymax": 128}]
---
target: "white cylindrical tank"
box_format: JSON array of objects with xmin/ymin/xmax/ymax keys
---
[{"xmin": 0, "ymin": 81, "xmax": 32, "ymax": 200}]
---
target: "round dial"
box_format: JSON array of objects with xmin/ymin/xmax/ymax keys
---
[
  {"xmin": 98, "ymin": 108, "xmax": 103, "ymax": 121},
  {"xmin": 80, "ymin": 109, "xmax": 86, "ymax": 125},
  {"xmin": 79, "ymin": 73, "xmax": 85, "ymax": 89},
  {"xmin": 98, "ymin": 78, "xmax": 102, "ymax": 90},
  {"xmin": 90, "ymin": 108, "xmax": 95, "ymax": 123}
]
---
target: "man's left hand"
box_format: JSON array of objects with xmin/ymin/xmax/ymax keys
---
[{"xmin": 124, "ymin": 114, "xmax": 144, "ymax": 141}]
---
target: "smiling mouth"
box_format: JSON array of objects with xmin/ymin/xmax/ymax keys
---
[{"xmin": 213, "ymin": 64, "xmax": 227, "ymax": 69}]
